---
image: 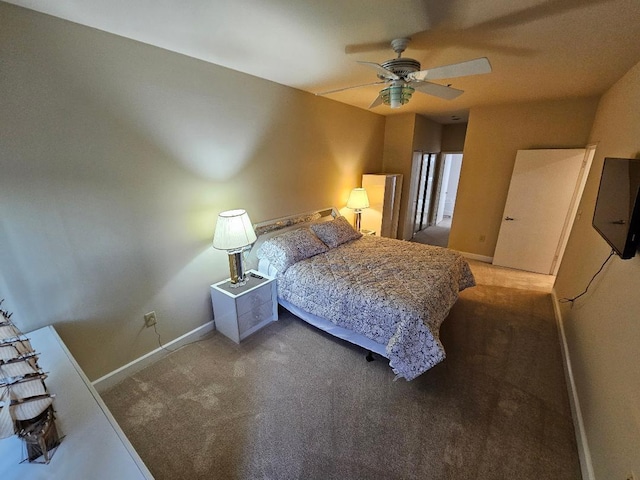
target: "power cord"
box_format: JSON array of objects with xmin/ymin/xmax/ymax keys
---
[{"xmin": 559, "ymin": 249, "xmax": 615, "ymax": 306}]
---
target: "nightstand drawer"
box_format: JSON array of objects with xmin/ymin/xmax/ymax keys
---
[
  {"xmin": 236, "ymin": 286, "xmax": 272, "ymax": 316},
  {"xmin": 238, "ymin": 301, "xmax": 274, "ymax": 335}
]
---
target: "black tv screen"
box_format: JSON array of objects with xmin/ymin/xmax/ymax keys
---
[{"xmin": 592, "ymin": 157, "xmax": 640, "ymax": 259}]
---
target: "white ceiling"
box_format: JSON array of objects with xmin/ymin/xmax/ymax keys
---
[{"xmin": 6, "ymin": 0, "xmax": 640, "ymax": 123}]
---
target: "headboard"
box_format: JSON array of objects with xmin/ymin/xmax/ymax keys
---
[{"xmin": 253, "ymin": 207, "xmax": 338, "ymax": 237}]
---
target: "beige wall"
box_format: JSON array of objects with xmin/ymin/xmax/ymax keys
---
[
  {"xmin": 381, "ymin": 114, "xmax": 416, "ymax": 240},
  {"xmin": 0, "ymin": 4, "xmax": 385, "ymax": 379},
  {"xmin": 441, "ymin": 123, "xmax": 468, "ymax": 152},
  {"xmin": 554, "ymin": 60, "xmax": 640, "ymax": 480},
  {"xmin": 382, "ymin": 114, "xmax": 442, "ymax": 240},
  {"xmin": 449, "ymin": 97, "xmax": 599, "ymax": 257},
  {"xmin": 413, "ymin": 115, "xmax": 443, "ymax": 153}
]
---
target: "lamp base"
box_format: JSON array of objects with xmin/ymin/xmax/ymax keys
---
[
  {"xmin": 354, "ymin": 211, "xmax": 362, "ymax": 232},
  {"xmin": 228, "ymin": 251, "xmax": 247, "ymax": 288}
]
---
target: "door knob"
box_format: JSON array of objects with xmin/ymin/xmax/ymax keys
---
[{"xmin": 504, "ymin": 216, "xmax": 515, "ymax": 221}]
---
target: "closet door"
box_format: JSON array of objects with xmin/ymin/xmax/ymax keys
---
[{"xmin": 413, "ymin": 153, "xmax": 438, "ymax": 233}]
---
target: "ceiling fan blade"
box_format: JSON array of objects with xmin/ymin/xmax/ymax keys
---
[
  {"xmin": 403, "ymin": 0, "xmax": 604, "ymax": 54},
  {"xmin": 368, "ymin": 94, "xmax": 383, "ymax": 109},
  {"xmin": 409, "ymin": 57, "xmax": 492, "ymax": 81},
  {"xmin": 316, "ymin": 81, "xmax": 386, "ymax": 96},
  {"xmin": 470, "ymin": 0, "xmax": 610, "ymax": 31},
  {"xmin": 357, "ymin": 61, "xmax": 400, "ymax": 80},
  {"xmin": 411, "ymin": 81, "xmax": 464, "ymax": 100}
]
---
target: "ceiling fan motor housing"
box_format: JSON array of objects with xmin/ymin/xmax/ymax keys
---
[{"xmin": 379, "ymin": 58, "xmax": 421, "ymax": 80}]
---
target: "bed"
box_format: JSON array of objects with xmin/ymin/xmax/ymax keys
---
[{"xmin": 251, "ymin": 208, "xmax": 475, "ymax": 380}]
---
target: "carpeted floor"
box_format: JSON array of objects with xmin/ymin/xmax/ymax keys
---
[
  {"xmin": 412, "ymin": 218, "xmax": 451, "ymax": 247},
  {"xmin": 102, "ymin": 268, "xmax": 580, "ymax": 480}
]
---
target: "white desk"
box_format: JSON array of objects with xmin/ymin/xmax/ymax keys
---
[{"xmin": 0, "ymin": 326, "xmax": 153, "ymax": 480}]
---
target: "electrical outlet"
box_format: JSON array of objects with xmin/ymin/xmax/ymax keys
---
[
  {"xmin": 626, "ymin": 472, "xmax": 636, "ymax": 480},
  {"xmin": 144, "ymin": 311, "xmax": 157, "ymax": 328}
]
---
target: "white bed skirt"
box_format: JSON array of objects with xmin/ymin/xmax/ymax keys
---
[{"xmin": 278, "ymin": 298, "xmax": 389, "ymax": 358}]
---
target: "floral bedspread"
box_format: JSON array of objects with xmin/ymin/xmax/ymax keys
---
[{"xmin": 276, "ymin": 236, "xmax": 475, "ymax": 380}]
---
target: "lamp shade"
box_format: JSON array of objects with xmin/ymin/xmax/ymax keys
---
[
  {"xmin": 213, "ymin": 209, "xmax": 257, "ymax": 251},
  {"xmin": 346, "ymin": 188, "xmax": 370, "ymax": 210}
]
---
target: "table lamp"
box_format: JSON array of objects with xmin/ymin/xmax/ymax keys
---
[
  {"xmin": 213, "ymin": 209, "xmax": 257, "ymax": 287},
  {"xmin": 346, "ymin": 187, "xmax": 370, "ymax": 232}
]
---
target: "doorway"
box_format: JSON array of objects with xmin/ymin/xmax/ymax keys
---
[
  {"xmin": 412, "ymin": 152, "xmax": 463, "ymax": 247},
  {"xmin": 436, "ymin": 153, "xmax": 463, "ymax": 225}
]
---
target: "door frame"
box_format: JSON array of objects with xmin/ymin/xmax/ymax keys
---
[{"xmin": 549, "ymin": 144, "xmax": 597, "ymax": 274}]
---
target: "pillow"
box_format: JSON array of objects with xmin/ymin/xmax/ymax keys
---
[
  {"xmin": 310, "ymin": 215, "xmax": 362, "ymax": 248},
  {"xmin": 256, "ymin": 227, "xmax": 329, "ymax": 273}
]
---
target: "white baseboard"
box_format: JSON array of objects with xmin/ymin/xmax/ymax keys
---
[
  {"xmin": 458, "ymin": 251, "xmax": 494, "ymax": 263},
  {"xmin": 551, "ymin": 289, "xmax": 595, "ymax": 480},
  {"xmin": 92, "ymin": 321, "xmax": 215, "ymax": 393}
]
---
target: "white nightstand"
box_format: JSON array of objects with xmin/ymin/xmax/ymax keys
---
[{"xmin": 210, "ymin": 270, "xmax": 278, "ymax": 343}]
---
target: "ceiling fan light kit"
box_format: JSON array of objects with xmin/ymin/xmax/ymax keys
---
[
  {"xmin": 320, "ymin": 38, "xmax": 492, "ymax": 110},
  {"xmin": 380, "ymin": 82, "xmax": 415, "ymax": 109}
]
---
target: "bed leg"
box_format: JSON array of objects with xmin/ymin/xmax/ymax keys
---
[{"xmin": 365, "ymin": 350, "xmax": 375, "ymax": 362}]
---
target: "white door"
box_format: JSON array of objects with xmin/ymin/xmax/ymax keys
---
[{"xmin": 493, "ymin": 149, "xmax": 586, "ymax": 274}]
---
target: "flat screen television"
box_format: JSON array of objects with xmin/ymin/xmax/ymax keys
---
[{"xmin": 592, "ymin": 157, "xmax": 640, "ymax": 259}]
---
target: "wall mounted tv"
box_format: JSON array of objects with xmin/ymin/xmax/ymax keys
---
[{"xmin": 592, "ymin": 157, "xmax": 640, "ymax": 259}]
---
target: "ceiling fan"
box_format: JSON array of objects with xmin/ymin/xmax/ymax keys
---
[{"xmin": 319, "ymin": 38, "xmax": 492, "ymax": 109}]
